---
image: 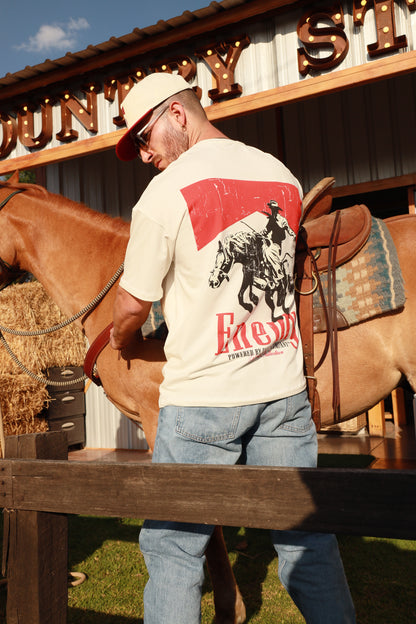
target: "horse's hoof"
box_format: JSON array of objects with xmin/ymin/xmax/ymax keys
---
[
  {"xmin": 215, "ymin": 591, "xmax": 246, "ymax": 624},
  {"xmin": 234, "ymin": 588, "xmax": 246, "ymax": 624},
  {"xmin": 234, "ymin": 594, "xmax": 246, "ymax": 624}
]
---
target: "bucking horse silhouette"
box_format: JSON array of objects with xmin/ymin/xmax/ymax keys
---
[{"xmin": 209, "ymin": 200, "xmax": 295, "ymax": 321}]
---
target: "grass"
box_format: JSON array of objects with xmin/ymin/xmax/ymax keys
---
[
  {"xmin": 65, "ymin": 520, "xmax": 416, "ymax": 624},
  {"xmin": 1, "ymin": 515, "xmax": 415, "ymax": 623}
]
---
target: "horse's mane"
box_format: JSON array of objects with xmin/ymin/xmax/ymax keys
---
[
  {"xmin": 0, "ymin": 178, "xmax": 48, "ymax": 197},
  {"xmin": 224, "ymin": 230, "xmax": 258, "ymax": 256},
  {"xmin": 0, "ymin": 175, "xmax": 128, "ymax": 232}
]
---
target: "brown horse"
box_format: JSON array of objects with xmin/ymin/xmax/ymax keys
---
[{"xmin": 1, "ymin": 173, "xmax": 415, "ymax": 623}]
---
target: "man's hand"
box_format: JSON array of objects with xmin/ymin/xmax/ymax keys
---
[{"xmin": 109, "ymin": 326, "xmax": 125, "ymax": 351}]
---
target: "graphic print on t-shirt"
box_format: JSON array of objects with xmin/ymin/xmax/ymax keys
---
[
  {"xmin": 180, "ymin": 178, "xmax": 301, "ymax": 250},
  {"xmin": 208, "ymin": 198, "xmax": 296, "ymax": 321},
  {"xmin": 180, "ymin": 178, "xmax": 301, "ymax": 323}
]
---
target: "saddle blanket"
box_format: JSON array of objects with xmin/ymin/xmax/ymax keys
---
[{"xmin": 313, "ymin": 217, "xmax": 405, "ymax": 329}]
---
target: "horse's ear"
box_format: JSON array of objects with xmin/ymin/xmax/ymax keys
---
[{"xmin": 8, "ymin": 170, "xmax": 20, "ymax": 185}]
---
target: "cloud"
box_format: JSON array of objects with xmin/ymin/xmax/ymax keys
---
[{"xmin": 14, "ymin": 17, "xmax": 90, "ymax": 53}]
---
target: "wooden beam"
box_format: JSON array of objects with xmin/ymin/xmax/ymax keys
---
[
  {"xmin": 2, "ymin": 50, "xmax": 416, "ymax": 177},
  {"xmin": 332, "ymin": 173, "xmax": 416, "ymax": 198},
  {"xmin": 3, "ymin": 459, "xmax": 416, "ymax": 539},
  {"xmin": 206, "ymin": 50, "xmax": 416, "ymax": 121},
  {"xmin": 0, "ymin": 130, "xmax": 122, "ymax": 176}
]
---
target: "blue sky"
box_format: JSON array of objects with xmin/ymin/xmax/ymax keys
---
[{"xmin": 1, "ymin": 0, "xmax": 208, "ymax": 79}]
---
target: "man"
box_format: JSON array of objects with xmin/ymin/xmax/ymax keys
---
[{"xmin": 110, "ymin": 72, "xmax": 355, "ymax": 624}]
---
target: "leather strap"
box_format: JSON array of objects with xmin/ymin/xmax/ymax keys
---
[
  {"xmin": 327, "ymin": 211, "xmax": 341, "ymax": 421},
  {"xmin": 83, "ymin": 322, "xmax": 113, "ymax": 386},
  {"xmin": 295, "ymin": 233, "xmax": 321, "ymax": 430}
]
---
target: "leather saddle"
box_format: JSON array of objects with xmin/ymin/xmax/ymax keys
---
[{"xmin": 295, "ymin": 177, "xmax": 372, "ymax": 429}]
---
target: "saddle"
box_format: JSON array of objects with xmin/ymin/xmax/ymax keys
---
[{"xmin": 295, "ymin": 177, "xmax": 372, "ymax": 430}]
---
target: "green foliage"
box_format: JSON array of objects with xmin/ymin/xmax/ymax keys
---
[{"xmin": 3, "ymin": 170, "xmax": 36, "ymax": 184}]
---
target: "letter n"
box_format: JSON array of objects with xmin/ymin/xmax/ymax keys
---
[{"xmin": 56, "ymin": 84, "xmax": 100, "ymax": 142}]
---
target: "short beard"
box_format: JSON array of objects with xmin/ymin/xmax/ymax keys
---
[{"xmin": 163, "ymin": 120, "xmax": 190, "ymax": 164}]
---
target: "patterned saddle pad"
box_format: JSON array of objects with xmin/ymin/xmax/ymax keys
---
[{"xmin": 313, "ymin": 217, "xmax": 405, "ymax": 330}]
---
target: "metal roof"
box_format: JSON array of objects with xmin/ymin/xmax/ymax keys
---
[{"xmin": 0, "ymin": 0, "xmax": 248, "ymax": 89}]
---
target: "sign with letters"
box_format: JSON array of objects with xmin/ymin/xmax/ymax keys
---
[{"xmin": 1, "ymin": 0, "xmax": 415, "ymax": 160}]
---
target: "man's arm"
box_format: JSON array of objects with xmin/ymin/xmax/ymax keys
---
[{"xmin": 110, "ymin": 285, "xmax": 152, "ymax": 350}]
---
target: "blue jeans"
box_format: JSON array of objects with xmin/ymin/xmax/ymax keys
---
[{"xmin": 139, "ymin": 390, "xmax": 356, "ymax": 623}]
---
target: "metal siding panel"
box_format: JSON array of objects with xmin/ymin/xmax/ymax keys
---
[
  {"xmin": 85, "ymin": 384, "xmax": 148, "ymax": 450},
  {"xmin": 282, "ymin": 72, "xmax": 416, "ymax": 193}
]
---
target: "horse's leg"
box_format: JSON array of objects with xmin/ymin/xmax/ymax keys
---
[
  {"xmin": 247, "ymin": 274, "xmax": 259, "ymax": 307},
  {"xmin": 238, "ymin": 272, "xmax": 254, "ymax": 312},
  {"xmin": 264, "ymin": 289, "xmax": 277, "ymax": 320},
  {"xmin": 205, "ymin": 526, "xmax": 246, "ymax": 624}
]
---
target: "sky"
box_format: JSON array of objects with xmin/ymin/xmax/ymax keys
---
[{"xmin": 0, "ymin": 0, "xmax": 209, "ymax": 79}]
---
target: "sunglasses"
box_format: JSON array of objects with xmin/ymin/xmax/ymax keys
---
[{"xmin": 132, "ymin": 105, "xmax": 170, "ymax": 152}]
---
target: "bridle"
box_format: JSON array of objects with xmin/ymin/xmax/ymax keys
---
[
  {"xmin": 0, "ymin": 189, "xmax": 26, "ymax": 289},
  {"xmin": 0, "ymin": 188, "xmax": 22, "ymax": 210}
]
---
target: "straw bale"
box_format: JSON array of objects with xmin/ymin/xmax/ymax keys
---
[
  {"xmin": 0, "ymin": 374, "xmax": 49, "ymax": 436},
  {"xmin": 0, "ymin": 281, "xmax": 87, "ymax": 374},
  {"xmin": 0, "ymin": 281, "xmax": 87, "ymax": 435}
]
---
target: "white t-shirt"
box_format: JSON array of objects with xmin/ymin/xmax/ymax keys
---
[{"xmin": 121, "ymin": 138, "xmax": 306, "ymax": 407}]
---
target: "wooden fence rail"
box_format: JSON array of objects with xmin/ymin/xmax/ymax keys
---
[{"xmin": 2, "ymin": 431, "xmax": 416, "ymax": 623}]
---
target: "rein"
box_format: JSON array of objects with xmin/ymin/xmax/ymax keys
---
[
  {"xmin": 0, "ymin": 185, "xmax": 124, "ymax": 386},
  {"xmin": 0, "ymin": 189, "xmax": 23, "ymax": 210},
  {"xmin": 0, "ymin": 263, "xmax": 123, "ymax": 387}
]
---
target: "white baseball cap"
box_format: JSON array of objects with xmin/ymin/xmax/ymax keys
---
[{"xmin": 116, "ymin": 72, "xmax": 192, "ymax": 161}]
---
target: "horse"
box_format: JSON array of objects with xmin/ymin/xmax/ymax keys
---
[
  {"xmin": 1, "ymin": 172, "xmax": 416, "ymax": 623},
  {"xmin": 208, "ymin": 229, "xmax": 294, "ymax": 320}
]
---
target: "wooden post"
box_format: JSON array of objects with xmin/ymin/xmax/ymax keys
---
[
  {"xmin": 4, "ymin": 432, "xmax": 68, "ymax": 624},
  {"xmin": 391, "ymin": 388, "xmax": 407, "ymax": 427},
  {"xmin": 367, "ymin": 401, "xmax": 386, "ymax": 437}
]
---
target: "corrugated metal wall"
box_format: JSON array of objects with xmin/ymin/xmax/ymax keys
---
[
  {"xmin": 85, "ymin": 385, "xmax": 148, "ymax": 450},
  {"xmin": 282, "ymin": 72, "xmax": 416, "ymax": 192}
]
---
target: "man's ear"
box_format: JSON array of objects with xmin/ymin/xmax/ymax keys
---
[{"xmin": 169, "ymin": 101, "xmax": 187, "ymax": 128}]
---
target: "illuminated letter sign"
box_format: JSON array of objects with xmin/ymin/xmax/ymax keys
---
[
  {"xmin": 353, "ymin": 0, "xmax": 407, "ymax": 57},
  {"xmin": 56, "ymin": 84, "xmax": 100, "ymax": 142},
  {"xmin": 195, "ymin": 35, "xmax": 250, "ymax": 102},
  {"xmin": 17, "ymin": 101, "xmax": 53, "ymax": 149},
  {"xmin": 0, "ymin": 114, "xmax": 17, "ymax": 159},
  {"xmin": 297, "ymin": 5, "xmax": 349, "ymax": 76},
  {"xmin": 104, "ymin": 76, "xmax": 138, "ymax": 127}
]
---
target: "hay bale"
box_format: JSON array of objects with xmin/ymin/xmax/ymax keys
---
[
  {"xmin": 0, "ymin": 374, "xmax": 49, "ymax": 436},
  {"xmin": 0, "ymin": 281, "xmax": 87, "ymax": 373},
  {"xmin": 0, "ymin": 281, "xmax": 87, "ymax": 436}
]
